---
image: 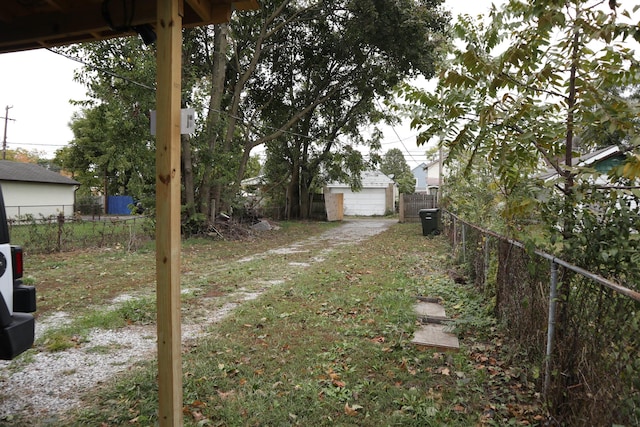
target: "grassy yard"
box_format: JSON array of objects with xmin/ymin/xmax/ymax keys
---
[{"xmin": 22, "ymin": 221, "xmax": 544, "ymax": 426}]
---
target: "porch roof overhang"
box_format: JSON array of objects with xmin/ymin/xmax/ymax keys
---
[{"xmin": 0, "ymin": 0, "xmax": 258, "ymax": 54}]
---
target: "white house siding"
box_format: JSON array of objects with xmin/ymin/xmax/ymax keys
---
[
  {"xmin": 331, "ymin": 188, "xmax": 387, "ymax": 216},
  {"xmin": 325, "ymin": 171, "xmax": 397, "ymax": 216},
  {"xmin": 1, "ymin": 181, "xmax": 77, "ymax": 219}
]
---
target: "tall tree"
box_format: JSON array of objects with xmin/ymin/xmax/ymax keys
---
[
  {"xmin": 60, "ymin": 0, "xmax": 448, "ymax": 222},
  {"xmin": 400, "ymin": 0, "xmax": 640, "ymax": 235},
  {"xmin": 55, "ymin": 37, "xmax": 157, "ymax": 202},
  {"xmin": 380, "ymin": 148, "xmax": 416, "ymax": 194},
  {"xmin": 251, "ymin": 0, "xmax": 448, "ymax": 218}
]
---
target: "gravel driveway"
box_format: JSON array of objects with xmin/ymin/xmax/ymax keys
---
[{"xmin": 0, "ymin": 219, "xmax": 395, "ymax": 421}]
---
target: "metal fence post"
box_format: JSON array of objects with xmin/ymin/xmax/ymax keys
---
[
  {"xmin": 544, "ymin": 260, "xmax": 559, "ymax": 400},
  {"xmin": 484, "ymin": 236, "xmax": 490, "ymax": 288},
  {"xmin": 462, "ymin": 222, "xmax": 466, "ymax": 263},
  {"xmin": 453, "ymin": 216, "xmax": 457, "ymax": 249}
]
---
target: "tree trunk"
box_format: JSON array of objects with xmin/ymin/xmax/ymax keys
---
[
  {"xmin": 562, "ymin": 27, "xmax": 579, "ymax": 241},
  {"xmin": 231, "ymin": 146, "xmax": 253, "ymax": 200},
  {"xmin": 300, "ymin": 186, "xmax": 311, "ymax": 220},
  {"xmin": 201, "ymin": 23, "xmax": 229, "ymax": 220},
  {"xmin": 287, "ymin": 165, "xmax": 301, "ymax": 219},
  {"xmin": 299, "ymin": 166, "xmax": 314, "ymax": 220},
  {"xmin": 181, "ymin": 135, "xmax": 195, "ymax": 215},
  {"xmin": 554, "ymin": 19, "xmax": 582, "ymax": 407}
]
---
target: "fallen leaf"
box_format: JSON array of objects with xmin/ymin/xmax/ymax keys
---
[
  {"xmin": 400, "ymin": 358, "xmax": 408, "ymax": 370},
  {"xmin": 190, "ymin": 400, "xmax": 206, "ymax": 408},
  {"xmin": 332, "ymin": 379, "xmax": 346, "ymax": 388},
  {"xmin": 344, "ymin": 403, "xmax": 363, "ymax": 416},
  {"xmin": 440, "ymin": 367, "xmax": 450, "ymax": 376}
]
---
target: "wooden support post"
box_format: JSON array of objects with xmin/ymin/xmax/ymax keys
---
[{"xmin": 155, "ymin": 0, "xmax": 183, "ymax": 425}]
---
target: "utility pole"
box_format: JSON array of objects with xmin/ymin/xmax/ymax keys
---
[{"xmin": 1, "ymin": 106, "xmax": 15, "ymax": 160}]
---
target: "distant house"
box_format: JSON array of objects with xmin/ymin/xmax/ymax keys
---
[
  {"xmin": 412, "ymin": 163, "xmax": 428, "ymax": 191},
  {"xmin": 412, "ymin": 160, "xmax": 441, "ymax": 195},
  {"xmin": 0, "ymin": 161, "xmax": 80, "ymax": 219},
  {"xmin": 325, "ymin": 170, "xmax": 397, "ymax": 216},
  {"xmin": 539, "ymin": 145, "xmax": 626, "ymax": 184},
  {"xmin": 538, "ymin": 145, "xmax": 637, "ymax": 212}
]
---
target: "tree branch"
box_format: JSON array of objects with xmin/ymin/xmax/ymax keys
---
[{"xmin": 499, "ymin": 72, "xmax": 569, "ymax": 100}]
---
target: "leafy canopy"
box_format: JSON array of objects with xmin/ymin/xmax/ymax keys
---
[
  {"xmin": 399, "ymin": 0, "xmax": 640, "ymax": 232},
  {"xmin": 380, "ymin": 148, "xmax": 416, "ymax": 194}
]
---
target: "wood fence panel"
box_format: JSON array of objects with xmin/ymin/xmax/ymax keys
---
[{"xmin": 400, "ymin": 193, "xmax": 437, "ymax": 223}]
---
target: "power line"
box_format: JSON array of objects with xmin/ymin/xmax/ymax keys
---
[
  {"xmin": 46, "ymin": 47, "xmax": 156, "ymax": 91},
  {"xmin": 6, "ymin": 142, "xmax": 68, "ymax": 148},
  {"xmin": 374, "ymin": 98, "xmax": 420, "ymax": 165},
  {"xmin": 379, "ymin": 134, "xmax": 418, "ymax": 145},
  {"xmin": 48, "ymin": 47, "xmax": 421, "ymax": 160}
]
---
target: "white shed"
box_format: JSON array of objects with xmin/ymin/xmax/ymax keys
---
[
  {"xmin": 0, "ymin": 161, "xmax": 80, "ymax": 219},
  {"xmin": 325, "ymin": 170, "xmax": 397, "ymax": 216}
]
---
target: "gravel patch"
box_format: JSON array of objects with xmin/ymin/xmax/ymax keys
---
[{"xmin": 0, "ymin": 219, "xmax": 395, "ymax": 421}]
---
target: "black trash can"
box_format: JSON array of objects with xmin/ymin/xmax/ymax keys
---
[{"xmin": 419, "ymin": 208, "xmax": 440, "ymax": 236}]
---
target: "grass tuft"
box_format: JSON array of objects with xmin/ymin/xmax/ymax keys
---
[{"xmin": 54, "ymin": 222, "xmax": 545, "ymax": 426}]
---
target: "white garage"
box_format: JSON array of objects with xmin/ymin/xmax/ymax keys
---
[
  {"xmin": 0, "ymin": 161, "xmax": 80, "ymax": 219},
  {"xmin": 325, "ymin": 170, "xmax": 397, "ymax": 216}
]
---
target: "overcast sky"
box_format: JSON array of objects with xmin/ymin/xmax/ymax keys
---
[{"xmin": 0, "ymin": 1, "xmax": 500, "ymax": 162}]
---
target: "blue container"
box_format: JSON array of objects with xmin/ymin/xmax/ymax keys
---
[{"xmin": 107, "ymin": 196, "xmax": 134, "ymax": 215}]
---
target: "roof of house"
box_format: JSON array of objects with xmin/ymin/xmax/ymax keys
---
[
  {"xmin": 327, "ymin": 170, "xmax": 396, "ymax": 188},
  {"xmin": 538, "ymin": 146, "xmax": 623, "ymax": 181},
  {"xmin": 0, "ymin": 161, "xmax": 80, "ymax": 186}
]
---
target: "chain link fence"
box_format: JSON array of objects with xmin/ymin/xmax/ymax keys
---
[{"xmin": 444, "ymin": 210, "xmax": 640, "ymax": 425}]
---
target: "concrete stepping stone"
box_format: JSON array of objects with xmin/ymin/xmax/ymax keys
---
[{"xmin": 411, "ymin": 299, "xmax": 459, "ymax": 351}]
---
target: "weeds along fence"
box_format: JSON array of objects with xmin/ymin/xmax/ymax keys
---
[
  {"xmin": 443, "ymin": 211, "xmax": 640, "ymax": 426},
  {"xmin": 8, "ymin": 214, "xmax": 154, "ymax": 254}
]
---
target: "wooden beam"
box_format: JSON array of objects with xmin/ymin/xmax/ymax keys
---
[
  {"xmin": 0, "ymin": 2, "xmax": 155, "ymax": 51},
  {"xmin": 232, "ymin": 0, "xmax": 260, "ymax": 11},
  {"xmin": 155, "ymin": 0, "xmax": 183, "ymax": 425},
  {"xmin": 0, "ymin": 0, "xmax": 258, "ymax": 53},
  {"xmin": 185, "ymin": 0, "xmax": 212, "ymax": 22}
]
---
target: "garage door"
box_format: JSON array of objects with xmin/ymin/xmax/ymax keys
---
[{"xmin": 336, "ymin": 188, "xmax": 386, "ymax": 216}]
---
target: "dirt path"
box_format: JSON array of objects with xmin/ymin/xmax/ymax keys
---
[{"xmin": 0, "ymin": 219, "xmax": 395, "ymax": 421}]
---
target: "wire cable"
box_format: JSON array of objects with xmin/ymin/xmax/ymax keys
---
[
  {"xmin": 45, "ymin": 48, "xmax": 156, "ymax": 91},
  {"xmin": 374, "ymin": 98, "xmax": 421, "ymax": 165},
  {"xmin": 47, "ymin": 47, "xmax": 414, "ymax": 156}
]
